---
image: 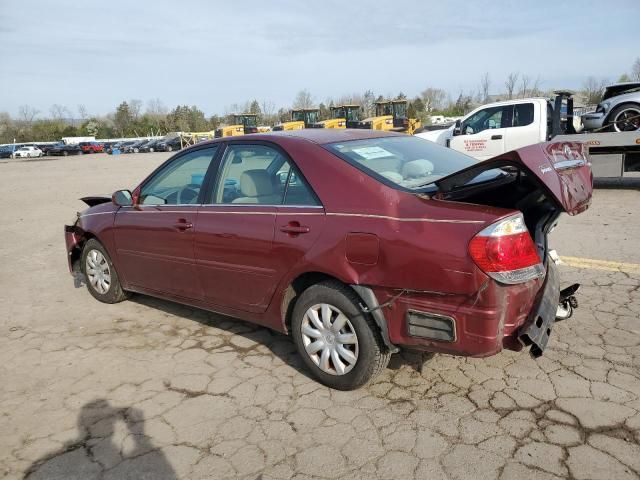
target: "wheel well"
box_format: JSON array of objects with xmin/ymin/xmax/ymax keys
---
[
  {"xmin": 606, "ymin": 102, "xmax": 640, "ymax": 122},
  {"xmin": 281, "ymin": 272, "xmax": 346, "ymax": 334},
  {"xmin": 69, "ymin": 230, "xmax": 98, "ymax": 273}
]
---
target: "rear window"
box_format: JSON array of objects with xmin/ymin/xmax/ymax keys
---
[{"xmin": 325, "ymin": 136, "xmax": 477, "ymax": 191}]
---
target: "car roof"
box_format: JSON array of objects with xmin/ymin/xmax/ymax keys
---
[{"xmin": 201, "ymin": 129, "xmax": 404, "ymax": 148}]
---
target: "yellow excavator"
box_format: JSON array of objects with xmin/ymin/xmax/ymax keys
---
[
  {"xmin": 215, "ymin": 113, "xmax": 268, "ymax": 137},
  {"xmin": 309, "ymin": 105, "xmax": 361, "ymax": 129},
  {"xmin": 272, "ymin": 109, "xmax": 320, "ymax": 131},
  {"xmin": 356, "ymin": 100, "xmax": 421, "ymax": 134}
]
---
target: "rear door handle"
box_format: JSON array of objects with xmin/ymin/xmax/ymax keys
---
[
  {"xmin": 279, "ymin": 222, "xmax": 310, "ymax": 235},
  {"xmin": 491, "ymin": 134, "xmax": 503, "ymax": 140}
]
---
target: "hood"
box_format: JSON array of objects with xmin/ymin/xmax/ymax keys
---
[
  {"xmin": 435, "ymin": 141, "xmax": 593, "ymax": 216},
  {"xmin": 80, "ymin": 195, "xmax": 112, "ymax": 207},
  {"xmin": 415, "ymin": 126, "xmax": 454, "ymax": 145},
  {"xmin": 602, "ymin": 82, "xmax": 640, "ymax": 101}
]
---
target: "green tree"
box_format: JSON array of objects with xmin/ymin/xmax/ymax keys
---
[{"xmin": 113, "ymin": 102, "xmax": 132, "ymax": 136}]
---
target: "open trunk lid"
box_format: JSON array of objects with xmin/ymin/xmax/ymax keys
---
[{"xmin": 435, "ymin": 141, "xmax": 593, "ymax": 215}]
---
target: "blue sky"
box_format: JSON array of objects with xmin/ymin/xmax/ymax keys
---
[{"xmin": 0, "ymin": 0, "xmax": 638, "ymax": 118}]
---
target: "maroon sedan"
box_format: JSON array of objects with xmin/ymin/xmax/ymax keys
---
[{"xmin": 65, "ymin": 130, "xmax": 592, "ymax": 389}]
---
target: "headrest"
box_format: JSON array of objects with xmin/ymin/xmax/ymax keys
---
[
  {"xmin": 239, "ymin": 170, "xmax": 275, "ymax": 197},
  {"xmin": 402, "ymin": 159, "xmax": 434, "ymax": 179}
]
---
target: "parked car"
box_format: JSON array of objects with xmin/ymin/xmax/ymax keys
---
[
  {"xmin": 79, "ymin": 142, "xmax": 104, "ymax": 154},
  {"xmin": 0, "ymin": 146, "xmax": 15, "ymax": 159},
  {"xmin": 582, "ymin": 82, "xmax": 640, "ymax": 132},
  {"xmin": 11, "ymin": 146, "xmax": 43, "ymax": 158},
  {"xmin": 153, "ymin": 137, "xmax": 182, "ymax": 152},
  {"xmin": 122, "ymin": 139, "xmax": 150, "ymax": 154},
  {"xmin": 64, "ymin": 130, "xmax": 592, "ymax": 390},
  {"xmin": 48, "ymin": 143, "xmax": 83, "ymax": 156},
  {"xmin": 138, "ymin": 139, "xmax": 161, "ymax": 153},
  {"xmin": 106, "ymin": 141, "xmax": 136, "ymax": 154}
]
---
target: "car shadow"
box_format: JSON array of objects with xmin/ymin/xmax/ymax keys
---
[
  {"xmin": 129, "ymin": 294, "xmax": 316, "ymax": 380},
  {"xmin": 130, "ymin": 294, "xmax": 431, "ymax": 376},
  {"xmin": 24, "ymin": 399, "xmax": 177, "ymax": 480}
]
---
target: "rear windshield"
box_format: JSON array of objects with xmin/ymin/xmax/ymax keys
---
[{"xmin": 325, "ymin": 136, "xmax": 478, "ymax": 191}]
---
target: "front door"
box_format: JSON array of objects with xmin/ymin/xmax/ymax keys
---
[
  {"xmin": 449, "ymin": 104, "xmax": 511, "ymax": 160},
  {"xmin": 113, "ymin": 146, "xmax": 218, "ymax": 299}
]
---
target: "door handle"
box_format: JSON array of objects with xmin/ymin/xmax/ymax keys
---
[
  {"xmin": 173, "ymin": 219, "xmax": 193, "ymax": 231},
  {"xmin": 280, "ymin": 221, "xmax": 310, "ymax": 236},
  {"xmin": 491, "ymin": 134, "xmax": 503, "ymax": 140}
]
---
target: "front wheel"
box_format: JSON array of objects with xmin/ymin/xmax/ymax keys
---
[
  {"xmin": 166, "ymin": 145, "xmax": 173, "ymax": 152},
  {"xmin": 608, "ymin": 103, "xmax": 640, "ymax": 132},
  {"xmin": 291, "ymin": 281, "xmax": 390, "ymax": 390},
  {"xmin": 81, "ymin": 239, "xmax": 130, "ymax": 304}
]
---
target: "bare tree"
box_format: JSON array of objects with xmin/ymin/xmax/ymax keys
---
[
  {"xmin": 632, "ymin": 57, "xmax": 640, "ymax": 81},
  {"xmin": 519, "ymin": 75, "xmax": 531, "ymax": 98},
  {"xmin": 77, "ymin": 104, "xmax": 88, "ymax": 121},
  {"xmin": 420, "ymin": 88, "xmax": 446, "ymax": 112},
  {"xmin": 479, "ymin": 72, "xmax": 491, "ymax": 104},
  {"xmin": 146, "ymin": 98, "xmax": 167, "ymax": 116},
  {"xmin": 50, "ymin": 104, "xmax": 70, "ymax": 121},
  {"xmin": 260, "ymin": 100, "xmax": 275, "ymax": 117},
  {"xmin": 129, "ymin": 99, "xmax": 142, "ymax": 120},
  {"xmin": 582, "ymin": 77, "xmax": 607, "ymax": 105},
  {"xmin": 17, "ymin": 105, "xmax": 39, "ymax": 124},
  {"xmin": 292, "ymin": 89, "xmax": 314, "ymax": 109},
  {"xmin": 505, "ymin": 72, "xmax": 519, "ymax": 100}
]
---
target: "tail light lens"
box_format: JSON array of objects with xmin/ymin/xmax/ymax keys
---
[{"xmin": 469, "ymin": 214, "xmax": 544, "ymax": 284}]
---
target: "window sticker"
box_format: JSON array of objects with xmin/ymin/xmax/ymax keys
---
[{"xmin": 351, "ymin": 146, "xmax": 394, "ymax": 159}]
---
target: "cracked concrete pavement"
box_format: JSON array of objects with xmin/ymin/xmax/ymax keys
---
[{"xmin": 0, "ymin": 153, "xmax": 639, "ymax": 479}]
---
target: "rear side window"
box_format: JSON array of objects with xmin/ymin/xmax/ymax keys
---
[
  {"xmin": 325, "ymin": 136, "xmax": 476, "ymax": 191},
  {"xmin": 513, "ymin": 103, "xmax": 534, "ymax": 127}
]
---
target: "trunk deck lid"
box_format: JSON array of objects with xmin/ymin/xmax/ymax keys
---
[{"xmin": 435, "ymin": 141, "xmax": 593, "ymax": 215}]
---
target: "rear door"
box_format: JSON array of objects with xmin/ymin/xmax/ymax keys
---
[{"xmin": 449, "ymin": 105, "xmax": 510, "ymax": 160}]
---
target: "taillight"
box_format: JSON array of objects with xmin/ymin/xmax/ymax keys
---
[{"xmin": 468, "ymin": 214, "xmax": 544, "ymax": 284}]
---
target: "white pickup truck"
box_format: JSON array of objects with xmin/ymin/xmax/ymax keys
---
[{"xmin": 417, "ymin": 93, "xmax": 640, "ymax": 180}]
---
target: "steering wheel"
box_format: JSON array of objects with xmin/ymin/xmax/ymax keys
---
[{"xmin": 176, "ymin": 185, "xmax": 200, "ymax": 204}]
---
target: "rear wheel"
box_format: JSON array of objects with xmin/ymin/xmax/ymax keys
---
[
  {"xmin": 291, "ymin": 281, "xmax": 390, "ymax": 390},
  {"xmin": 62, "ymin": 151, "xmax": 69, "ymax": 156},
  {"xmin": 608, "ymin": 103, "xmax": 640, "ymax": 132},
  {"xmin": 82, "ymin": 239, "xmax": 129, "ymax": 304}
]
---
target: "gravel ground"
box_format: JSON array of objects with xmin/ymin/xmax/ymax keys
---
[{"xmin": 0, "ymin": 153, "xmax": 639, "ymax": 480}]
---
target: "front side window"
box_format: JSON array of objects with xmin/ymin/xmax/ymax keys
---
[
  {"xmin": 326, "ymin": 136, "xmax": 484, "ymax": 191},
  {"xmin": 462, "ymin": 105, "xmax": 508, "ymax": 134},
  {"xmin": 139, "ymin": 147, "xmax": 217, "ymax": 205}
]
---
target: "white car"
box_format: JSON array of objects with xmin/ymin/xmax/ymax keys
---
[{"xmin": 12, "ymin": 146, "xmax": 43, "ymax": 158}]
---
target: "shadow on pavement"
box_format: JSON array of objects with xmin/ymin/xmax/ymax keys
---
[{"xmin": 25, "ymin": 399, "xmax": 176, "ymax": 480}]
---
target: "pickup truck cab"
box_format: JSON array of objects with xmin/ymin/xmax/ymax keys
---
[{"xmin": 417, "ymin": 95, "xmax": 640, "ymax": 179}]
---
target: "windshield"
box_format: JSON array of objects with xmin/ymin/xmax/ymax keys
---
[
  {"xmin": 331, "ymin": 108, "xmax": 344, "ymax": 119},
  {"xmin": 325, "ymin": 136, "xmax": 494, "ymax": 191},
  {"xmin": 305, "ymin": 111, "xmax": 319, "ymax": 124},
  {"xmin": 292, "ymin": 111, "xmax": 304, "ymax": 122},
  {"xmin": 346, "ymin": 108, "xmax": 359, "ymax": 122},
  {"xmin": 393, "ymin": 102, "xmax": 407, "ymax": 118},
  {"xmin": 375, "ymin": 103, "xmax": 392, "ymax": 117}
]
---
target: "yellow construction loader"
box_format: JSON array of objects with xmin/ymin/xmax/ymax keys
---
[
  {"xmin": 356, "ymin": 100, "xmax": 421, "ymax": 134},
  {"xmin": 272, "ymin": 109, "xmax": 320, "ymax": 131},
  {"xmin": 215, "ymin": 113, "xmax": 267, "ymax": 138},
  {"xmin": 309, "ymin": 105, "xmax": 361, "ymax": 129}
]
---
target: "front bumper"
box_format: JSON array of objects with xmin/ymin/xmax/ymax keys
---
[{"xmin": 581, "ymin": 112, "xmax": 605, "ymax": 131}]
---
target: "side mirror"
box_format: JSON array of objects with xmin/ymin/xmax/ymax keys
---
[
  {"xmin": 112, "ymin": 189, "xmax": 133, "ymax": 207},
  {"xmin": 453, "ymin": 119, "xmax": 462, "ymax": 136}
]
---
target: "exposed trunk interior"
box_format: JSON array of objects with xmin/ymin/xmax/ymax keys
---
[{"xmin": 437, "ymin": 166, "xmax": 561, "ymax": 263}]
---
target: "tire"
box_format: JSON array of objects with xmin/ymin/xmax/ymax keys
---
[
  {"xmin": 63, "ymin": 151, "xmax": 69, "ymax": 156},
  {"xmin": 291, "ymin": 280, "xmax": 391, "ymax": 390},
  {"xmin": 607, "ymin": 103, "xmax": 640, "ymax": 132},
  {"xmin": 166, "ymin": 145, "xmax": 173, "ymax": 152},
  {"xmin": 81, "ymin": 239, "xmax": 130, "ymax": 304}
]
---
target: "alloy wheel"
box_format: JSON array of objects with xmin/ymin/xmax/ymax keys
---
[
  {"xmin": 85, "ymin": 249, "xmax": 111, "ymax": 294},
  {"xmin": 612, "ymin": 107, "xmax": 640, "ymax": 132},
  {"xmin": 300, "ymin": 303, "xmax": 359, "ymax": 375}
]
